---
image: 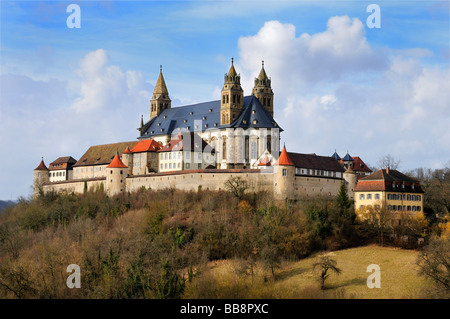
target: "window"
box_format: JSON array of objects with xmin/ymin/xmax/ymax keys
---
[
  {"xmin": 417, "ymin": 206, "xmax": 421, "ymax": 212},
  {"xmin": 160, "ymin": 164, "xmax": 163, "ymax": 169},
  {"xmin": 198, "ymin": 163, "xmax": 201, "ymax": 169},
  {"xmin": 282, "ymin": 169, "xmax": 287, "ymax": 176},
  {"xmin": 407, "ymin": 194, "xmax": 411, "ymax": 201},
  {"xmin": 407, "ymin": 206, "xmax": 411, "ymax": 211},
  {"xmin": 169, "ymin": 163, "xmax": 172, "ymax": 169},
  {"xmin": 388, "ymin": 205, "xmax": 392, "ymax": 210},
  {"xmin": 177, "ymin": 163, "xmax": 181, "ymax": 168},
  {"xmin": 367, "ymin": 194, "xmax": 372, "ymax": 200},
  {"xmin": 375, "ymin": 194, "xmax": 380, "ymax": 200},
  {"xmin": 164, "ymin": 163, "xmax": 167, "ymax": 169},
  {"xmin": 169, "ymin": 153, "xmax": 172, "ymax": 160},
  {"xmin": 198, "ymin": 153, "xmax": 201, "ymax": 160},
  {"xmin": 186, "ymin": 163, "xmax": 190, "ymax": 169},
  {"xmin": 417, "ymin": 195, "xmax": 421, "ymax": 201},
  {"xmin": 359, "ymin": 194, "xmax": 365, "ymax": 200}
]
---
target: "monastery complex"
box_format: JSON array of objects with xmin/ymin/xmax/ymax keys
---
[{"xmin": 33, "ymin": 60, "xmax": 423, "ymax": 216}]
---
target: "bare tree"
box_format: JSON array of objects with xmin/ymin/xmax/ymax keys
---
[
  {"xmin": 377, "ymin": 154, "xmax": 401, "ymax": 170},
  {"xmin": 313, "ymin": 254, "xmax": 341, "ymax": 289},
  {"xmin": 224, "ymin": 176, "xmax": 248, "ymax": 200},
  {"xmin": 417, "ymin": 237, "xmax": 450, "ymax": 297}
]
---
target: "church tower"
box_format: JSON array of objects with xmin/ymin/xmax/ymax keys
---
[
  {"xmin": 150, "ymin": 65, "xmax": 171, "ymax": 119},
  {"xmin": 220, "ymin": 58, "xmax": 244, "ymax": 126},
  {"xmin": 252, "ymin": 61, "xmax": 274, "ymax": 117}
]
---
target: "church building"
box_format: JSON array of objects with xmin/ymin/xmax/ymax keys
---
[{"xmin": 138, "ymin": 59, "xmax": 281, "ymax": 169}]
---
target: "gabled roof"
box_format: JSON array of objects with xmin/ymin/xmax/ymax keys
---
[
  {"xmin": 74, "ymin": 141, "xmax": 139, "ymax": 167},
  {"xmin": 34, "ymin": 159, "xmax": 48, "ymax": 171},
  {"xmin": 106, "ymin": 153, "xmax": 128, "ymax": 168},
  {"xmin": 354, "ymin": 168, "xmax": 423, "ymax": 193},
  {"xmin": 158, "ymin": 132, "xmax": 215, "ymax": 153},
  {"xmin": 352, "ymin": 156, "xmax": 372, "ymax": 173},
  {"xmin": 130, "ymin": 139, "xmax": 162, "ymax": 153},
  {"xmin": 274, "ymin": 146, "xmax": 294, "ymax": 166},
  {"xmin": 287, "ymin": 152, "xmax": 345, "ymax": 172},
  {"xmin": 258, "ymin": 155, "xmax": 271, "ymax": 166},
  {"xmin": 139, "ymin": 95, "xmax": 281, "ymax": 139}
]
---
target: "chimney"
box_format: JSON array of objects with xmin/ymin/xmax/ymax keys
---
[{"xmin": 386, "ymin": 166, "xmax": 390, "ymax": 174}]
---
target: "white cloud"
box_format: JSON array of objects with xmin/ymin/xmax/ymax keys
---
[
  {"xmin": 236, "ymin": 17, "xmax": 449, "ymax": 169},
  {"xmin": 0, "ymin": 49, "xmax": 153, "ymax": 199}
]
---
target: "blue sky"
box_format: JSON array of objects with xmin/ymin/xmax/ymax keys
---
[{"xmin": 0, "ymin": 0, "xmax": 449, "ymax": 200}]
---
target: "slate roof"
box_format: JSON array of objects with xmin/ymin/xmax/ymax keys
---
[
  {"xmin": 74, "ymin": 141, "xmax": 139, "ymax": 167},
  {"xmin": 354, "ymin": 169, "xmax": 423, "ymax": 193},
  {"xmin": 287, "ymin": 152, "xmax": 345, "ymax": 172},
  {"xmin": 331, "ymin": 151, "xmax": 341, "ymax": 160},
  {"xmin": 138, "ymin": 95, "xmax": 281, "ymax": 139},
  {"xmin": 342, "ymin": 152, "xmax": 353, "ymax": 161}
]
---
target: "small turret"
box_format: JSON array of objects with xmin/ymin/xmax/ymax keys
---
[
  {"xmin": 343, "ymin": 165, "xmax": 357, "ymax": 199},
  {"xmin": 105, "ymin": 151, "xmax": 128, "ymax": 196},
  {"xmin": 273, "ymin": 145, "xmax": 295, "ymax": 201},
  {"xmin": 33, "ymin": 157, "xmax": 49, "ymax": 197}
]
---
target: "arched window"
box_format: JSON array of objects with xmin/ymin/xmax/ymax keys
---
[{"xmin": 222, "ymin": 137, "xmax": 227, "ymax": 159}]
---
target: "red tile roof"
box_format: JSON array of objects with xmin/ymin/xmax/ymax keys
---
[
  {"xmin": 106, "ymin": 153, "xmax": 128, "ymax": 168},
  {"xmin": 123, "ymin": 146, "xmax": 132, "ymax": 154},
  {"xmin": 258, "ymin": 155, "xmax": 271, "ymax": 166},
  {"xmin": 130, "ymin": 139, "xmax": 162, "ymax": 153},
  {"xmin": 354, "ymin": 169, "xmax": 423, "ymax": 193},
  {"xmin": 352, "ymin": 156, "xmax": 372, "ymax": 173},
  {"xmin": 34, "ymin": 159, "xmax": 48, "ymax": 171},
  {"xmin": 274, "ymin": 146, "xmax": 294, "ymax": 166}
]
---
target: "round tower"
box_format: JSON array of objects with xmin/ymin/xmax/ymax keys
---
[
  {"xmin": 33, "ymin": 158, "xmax": 49, "ymax": 197},
  {"xmin": 121, "ymin": 145, "xmax": 133, "ymax": 175},
  {"xmin": 273, "ymin": 145, "xmax": 295, "ymax": 201},
  {"xmin": 106, "ymin": 151, "xmax": 128, "ymax": 196},
  {"xmin": 343, "ymin": 165, "xmax": 357, "ymax": 200}
]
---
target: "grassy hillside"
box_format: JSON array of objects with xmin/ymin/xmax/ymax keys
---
[
  {"xmin": 0, "ymin": 188, "xmax": 445, "ymax": 299},
  {"xmin": 186, "ymin": 245, "xmax": 432, "ymax": 299}
]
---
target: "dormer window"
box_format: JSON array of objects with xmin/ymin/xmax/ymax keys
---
[
  {"xmin": 184, "ymin": 119, "xmax": 187, "ymax": 123},
  {"xmin": 214, "ymin": 123, "xmax": 217, "ymax": 127},
  {"xmin": 190, "ymin": 111, "xmax": 193, "ymax": 115},
  {"xmin": 157, "ymin": 123, "xmax": 160, "ymax": 126},
  {"xmin": 209, "ymin": 109, "xmax": 212, "ymax": 112},
  {"xmin": 204, "ymin": 124, "xmax": 208, "ymax": 128},
  {"xmin": 252, "ymin": 110, "xmax": 256, "ymax": 114},
  {"xmin": 203, "ymin": 116, "xmax": 206, "ymax": 120},
  {"xmin": 253, "ymin": 120, "xmax": 257, "ymax": 125},
  {"xmin": 163, "ymin": 115, "xmax": 167, "ymax": 119},
  {"xmin": 243, "ymin": 120, "xmax": 247, "ymax": 124}
]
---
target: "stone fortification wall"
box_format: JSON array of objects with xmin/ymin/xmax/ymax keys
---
[
  {"xmin": 126, "ymin": 169, "xmax": 273, "ymax": 193},
  {"xmin": 42, "ymin": 178, "xmax": 105, "ymax": 194},
  {"xmin": 293, "ymin": 175, "xmax": 343, "ymax": 199}
]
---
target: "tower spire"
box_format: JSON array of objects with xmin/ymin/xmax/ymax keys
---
[
  {"xmin": 221, "ymin": 58, "xmax": 244, "ymax": 126},
  {"xmin": 252, "ymin": 60, "xmax": 274, "ymax": 117},
  {"xmin": 150, "ymin": 65, "xmax": 171, "ymax": 119}
]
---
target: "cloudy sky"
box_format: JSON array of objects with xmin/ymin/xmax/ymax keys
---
[{"xmin": 0, "ymin": 0, "xmax": 449, "ymax": 200}]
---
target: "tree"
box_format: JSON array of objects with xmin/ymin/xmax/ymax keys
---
[
  {"xmin": 377, "ymin": 154, "xmax": 401, "ymax": 170},
  {"xmin": 359, "ymin": 205, "xmax": 393, "ymax": 246},
  {"xmin": 417, "ymin": 237, "xmax": 450, "ymax": 297},
  {"xmin": 336, "ymin": 181, "xmax": 354, "ymax": 222},
  {"xmin": 224, "ymin": 176, "xmax": 248, "ymax": 200},
  {"xmin": 313, "ymin": 254, "xmax": 341, "ymax": 289}
]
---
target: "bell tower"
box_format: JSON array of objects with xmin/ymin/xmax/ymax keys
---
[
  {"xmin": 252, "ymin": 61, "xmax": 274, "ymax": 117},
  {"xmin": 150, "ymin": 65, "xmax": 171, "ymax": 119},
  {"xmin": 220, "ymin": 58, "xmax": 244, "ymax": 126}
]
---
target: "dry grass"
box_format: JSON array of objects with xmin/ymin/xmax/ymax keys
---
[{"xmin": 189, "ymin": 245, "xmax": 433, "ymax": 299}]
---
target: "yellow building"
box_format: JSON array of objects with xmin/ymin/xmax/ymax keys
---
[{"xmin": 354, "ymin": 167, "xmax": 424, "ymax": 217}]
